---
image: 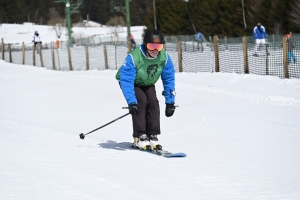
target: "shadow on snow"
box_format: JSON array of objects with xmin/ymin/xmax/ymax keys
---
[{"xmin": 98, "ymin": 140, "xmax": 133, "ymax": 151}]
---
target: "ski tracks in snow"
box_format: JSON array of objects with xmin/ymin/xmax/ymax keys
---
[
  {"xmin": 179, "ymin": 83, "xmax": 300, "ymax": 107},
  {"xmin": 0, "ymin": 119, "xmax": 156, "ymax": 200},
  {"xmin": 163, "ymin": 116, "xmax": 207, "ymax": 137}
]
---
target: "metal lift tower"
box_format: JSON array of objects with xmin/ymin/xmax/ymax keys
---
[{"xmin": 55, "ymin": 0, "xmax": 83, "ymax": 47}]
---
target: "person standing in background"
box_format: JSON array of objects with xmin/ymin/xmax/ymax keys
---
[
  {"xmin": 286, "ymin": 34, "xmax": 297, "ymax": 64},
  {"xmin": 32, "ymin": 31, "xmax": 42, "ymax": 54},
  {"xmin": 196, "ymin": 31, "xmax": 203, "ymax": 52},
  {"xmin": 253, "ymin": 22, "xmax": 268, "ymax": 57}
]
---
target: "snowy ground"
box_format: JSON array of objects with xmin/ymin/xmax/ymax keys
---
[
  {"xmin": 0, "ymin": 23, "xmax": 145, "ymax": 45},
  {"xmin": 1, "ymin": 60, "xmax": 300, "ymax": 200},
  {"xmin": 1, "ymin": 23, "xmax": 300, "ymax": 199}
]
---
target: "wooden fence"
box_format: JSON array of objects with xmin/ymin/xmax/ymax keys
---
[{"xmin": 0, "ymin": 36, "xmax": 296, "ymax": 79}]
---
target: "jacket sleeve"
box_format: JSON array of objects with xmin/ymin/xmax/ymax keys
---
[
  {"xmin": 196, "ymin": 33, "xmax": 201, "ymax": 41},
  {"xmin": 119, "ymin": 54, "xmax": 137, "ymax": 105},
  {"xmin": 253, "ymin": 27, "xmax": 257, "ymax": 39},
  {"xmin": 263, "ymin": 28, "xmax": 267, "ymax": 38},
  {"xmin": 161, "ymin": 53, "xmax": 175, "ymax": 104}
]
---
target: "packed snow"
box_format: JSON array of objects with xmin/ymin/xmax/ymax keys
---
[
  {"xmin": 1, "ymin": 24, "xmax": 300, "ymax": 200},
  {"xmin": 0, "ymin": 23, "xmax": 145, "ymax": 45}
]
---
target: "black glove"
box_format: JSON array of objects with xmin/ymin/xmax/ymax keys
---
[
  {"xmin": 165, "ymin": 103, "xmax": 175, "ymax": 117},
  {"xmin": 129, "ymin": 103, "xmax": 139, "ymax": 116}
]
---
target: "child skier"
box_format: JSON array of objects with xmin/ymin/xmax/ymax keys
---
[
  {"xmin": 116, "ymin": 30, "xmax": 176, "ymax": 151},
  {"xmin": 286, "ymin": 34, "xmax": 297, "ymax": 64}
]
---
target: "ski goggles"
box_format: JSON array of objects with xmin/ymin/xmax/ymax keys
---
[{"xmin": 147, "ymin": 43, "xmax": 164, "ymax": 51}]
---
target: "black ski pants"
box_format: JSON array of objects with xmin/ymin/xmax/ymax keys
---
[{"xmin": 132, "ymin": 85, "xmax": 160, "ymax": 138}]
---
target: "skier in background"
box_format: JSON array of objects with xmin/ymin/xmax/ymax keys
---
[
  {"xmin": 116, "ymin": 30, "xmax": 176, "ymax": 151},
  {"xmin": 32, "ymin": 31, "xmax": 42, "ymax": 54},
  {"xmin": 196, "ymin": 31, "xmax": 203, "ymax": 52},
  {"xmin": 286, "ymin": 34, "xmax": 297, "ymax": 64},
  {"xmin": 253, "ymin": 22, "xmax": 268, "ymax": 57}
]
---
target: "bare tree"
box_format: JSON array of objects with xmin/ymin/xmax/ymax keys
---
[
  {"xmin": 48, "ymin": 8, "xmax": 66, "ymax": 38},
  {"xmin": 106, "ymin": 16, "xmax": 126, "ymax": 42},
  {"xmin": 50, "ymin": 18, "xmax": 66, "ymax": 39},
  {"xmin": 289, "ymin": 0, "xmax": 300, "ymax": 29}
]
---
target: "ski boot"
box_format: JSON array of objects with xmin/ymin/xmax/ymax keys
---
[
  {"xmin": 149, "ymin": 134, "xmax": 162, "ymax": 150},
  {"xmin": 133, "ymin": 134, "xmax": 151, "ymax": 151}
]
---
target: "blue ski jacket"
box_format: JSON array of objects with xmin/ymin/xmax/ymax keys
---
[
  {"xmin": 196, "ymin": 32, "xmax": 202, "ymax": 42},
  {"xmin": 253, "ymin": 25, "xmax": 267, "ymax": 39},
  {"xmin": 117, "ymin": 44, "xmax": 175, "ymax": 105}
]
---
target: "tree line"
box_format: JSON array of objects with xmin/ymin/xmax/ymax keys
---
[
  {"xmin": 145, "ymin": 0, "xmax": 300, "ymax": 37},
  {"xmin": 0, "ymin": 0, "xmax": 299, "ymax": 37}
]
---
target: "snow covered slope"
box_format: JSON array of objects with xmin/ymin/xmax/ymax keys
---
[{"xmin": 1, "ymin": 60, "xmax": 300, "ymax": 199}]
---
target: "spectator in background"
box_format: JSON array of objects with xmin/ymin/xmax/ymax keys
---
[
  {"xmin": 286, "ymin": 34, "xmax": 297, "ymax": 64},
  {"xmin": 32, "ymin": 31, "xmax": 42, "ymax": 53},
  {"xmin": 253, "ymin": 22, "xmax": 268, "ymax": 57},
  {"xmin": 196, "ymin": 32, "xmax": 202, "ymax": 42},
  {"xmin": 196, "ymin": 31, "xmax": 203, "ymax": 52},
  {"xmin": 129, "ymin": 33, "xmax": 136, "ymax": 50}
]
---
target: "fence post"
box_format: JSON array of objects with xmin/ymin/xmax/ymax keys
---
[
  {"xmin": 32, "ymin": 45, "xmax": 36, "ymax": 66},
  {"xmin": 200, "ymin": 40, "xmax": 204, "ymax": 53},
  {"xmin": 127, "ymin": 41, "xmax": 131, "ymax": 53},
  {"xmin": 67, "ymin": 47, "xmax": 72, "ymax": 71},
  {"xmin": 8, "ymin": 44, "xmax": 12, "ymax": 63},
  {"xmin": 98, "ymin": 35, "xmax": 102, "ymax": 44},
  {"xmin": 85, "ymin": 45, "xmax": 89, "ymax": 70},
  {"xmin": 115, "ymin": 41, "xmax": 117, "ymax": 70},
  {"xmin": 177, "ymin": 41, "xmax": 183, "ymax": 72},
  {"xmin": 193, "ymin": 40, "xmax": 195, "ymax": 52},
  {"xmin": 38, "ymin": 43, "xmax": 44, "ymax": 67},
  {"xmin": 92, "ymin": 36, "xmax": 95, "ymax": 45},
  {"xmin": 22, "ymin": 42, "xmax": 25, "ymax": 64},
  {"xmin": 103, "ymin": 44, "xmax": 108, "ymax": 69},
  {"xmin": 242, "ymin": 36, "xmax": 249, "ymax": 74},
  {"xmin": 282, "ymin": 36, "xmax": 289, "ymax": 78},
  {"xmin": 213, "ymin": 36, "xmax": 219, "ymax": 72},
  {"xmin": 51, "ymin": 44, "xmax": 56, "ymax": 70},
  {"xmin": 1, "ymin": 38, "xmax": 4, "ymax": 60},
  {"xmin": 265, "ymin": 43, "xmax": 269, "ymax": 76}
]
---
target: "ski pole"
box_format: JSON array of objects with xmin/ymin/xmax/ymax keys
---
[{"xmin": 79, "ymin": 112, "xmax": 130, "ymax": 140}]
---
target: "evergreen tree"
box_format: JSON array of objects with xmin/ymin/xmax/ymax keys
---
[
  {"xmin": 0, "ymin": 0, "xmax": 10, "ymax": 23},
  {"xmin": 217, "ymin": 0, "xmax": 235, "ymax": 37},
  {"xmin": 144, "ymin": 1, "xmax": 156, "ymax": 30},
  {"xmin": 189, "ymin": 0, "xmax": 217, "ymax": 37},
  {"xmin": 0, "ymin": 0, "xmax": 26, "ymax": 23},
  {"xmin": 130, "ymin": 1, "xmax": 152, "ymax": 26},
  {"xmin": 287, "ymin": 0, "xmax": 300, "ymax": 32},
  {"xmin": 220, "ymin": 0, "xmax": 248, "ymax": 37},
  {"xmin": 147, "ymin": 0, "xmax": 190, "ymax": 35},
  {"xmin": 271, "ymin": 0, "xmax": 295, "ymax": 34},
  {"xmin": 0, "ymin": 0, "xmax": 299, "ymax": 35}
]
